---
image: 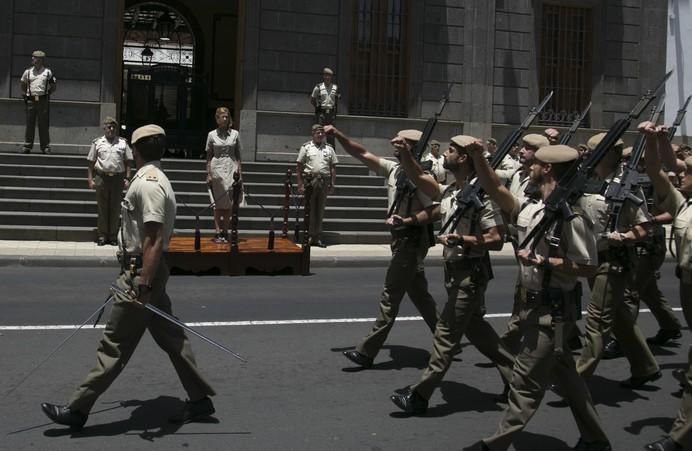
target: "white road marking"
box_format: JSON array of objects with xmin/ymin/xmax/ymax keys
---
[{"xmin": 0, "ymin": 308, "xmax": 681, "ymax": 331}]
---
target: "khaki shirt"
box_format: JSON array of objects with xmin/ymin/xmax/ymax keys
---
[
  {"xmin": 378, "ymin": 159, "xmax": 434, "ymax": 214},
  {"xmin": 579, "ymin": 185, "xmax": 649, "ymax": 252},
  {"xmin": 87, "ymin": 136, "xmax": 132, "ymax": 174},
  {"xmin": 422, "ymin": 153, "xmax": 447, "ymax": 183},
  {"xmin": 439, "ymin": 183, "xmax": 504, "ymax": 260},
  {"xmin": 296, "ymin": 141, "xmax": 338, "ymax": 178},
  {"xmin": 513, "ymin": 198, "xmax": 597, "ymax": 291},
  {"xmin": 21, "ymin": 67, "xmax": 55, "ymax": 96},
  {"xmin": 119, "ymin": 162, "xmax": 176, "ymax": 254},
  {"xmin": 495, "ymin": 155, "xmax": 521, "ymax": 185},
  {"xmin": 656, "ymin": 181, "xmax": 692, "ymax": 272},
  {"xmin": 509, "ymin": 169, "xmax": 531, "ymax": 202},
  {"xmin": 311, "ymin": 82, "xmax": 338, "ymax": 109}
]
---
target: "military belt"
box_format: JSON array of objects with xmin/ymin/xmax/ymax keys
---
[
  {"xmin": 96, "ymin": 169, "xmax": 121, "ymax": 177},
  {"xmin": 390, "ymin": 226, "xmax": 423, "ymax": 239}
]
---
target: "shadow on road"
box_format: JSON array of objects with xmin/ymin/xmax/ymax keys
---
[
  {"xmin": 41, "ymin": 396, "xmax": 246, "ymax": 441},
  {"xmin": 333, "ymin": 344, "xmax": 431, "ymax": 372},
  {"xmin": 624, "ymin": 415, "xmax": 674, "ymax": 436},
  {"xmin": 459, "ymin": 432, "xmax": 570, "ymax": 451}
]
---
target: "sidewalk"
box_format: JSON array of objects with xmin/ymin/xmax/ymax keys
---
[{"xmin": 0, "ymin": 240, "xmax": 520, "ymax": 268}]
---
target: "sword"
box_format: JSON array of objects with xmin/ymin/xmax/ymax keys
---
[
  {"xmin": 110, "ymin": 284, "xmax": 247, "ymax": 363},
  {"xmin": 3, "ymin": 294, "xmax": 115, "ymax": 399}
]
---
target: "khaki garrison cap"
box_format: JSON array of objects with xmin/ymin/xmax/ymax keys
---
[
  {"xmin": 587, "ymin": 132, "xmax": 624, "ymax": 151},
  {"xmin": 32, "ymin": 50, "xmax": 46, "ymax": 58},
  {"xmin": 450, "ymin": 135, "xmax": 479, "ymax": 148},
  {"xmin": 131, "ymin": 124, "xmax": 165, "ymax": 144},
  {"xmin": 522, "ymin": 134, "xmax": 550, "ymax": 149},
  {"xmin": 397, "ymin": 129, "xmax": 422, "ymax": 142},
  {"xmin": 535, "ymin": 145, "xmax": 579, "ymax": 164},
  {"xmin": 622, "ymin": 146, "xmax": 633, "ymax": 159},
  {"xmin": 323, "ymin": 67, "xmax": 334, "ymax": 75},
  {"xmin": 430, "ymin": 139, "xmax": 440, "ymax": 146},
  {"xmin": 311, "ymin": 124, "xmax": 324, "ymax": 132},
  {"xmin": 103, "ymin": 116, "xmax": 118, "ymax": 125},
  {"xmin": 685, "ymin": 156, "xmax": 692, "ymax": 172}
]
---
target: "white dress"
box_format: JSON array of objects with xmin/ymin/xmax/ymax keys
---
[{"xmin": 206, "ymin": 128, "xmax": 241, "ymax": 210}]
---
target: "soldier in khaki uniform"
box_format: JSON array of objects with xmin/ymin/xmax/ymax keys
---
[
  {"xmin": 606, "ymin": 147, "xmax": 681, "ymax": 359},
  {"xmin": 501, "ymin": 133, "xmax": 550, "ymax": 354},
  {"xmin": 20, "ymin": 50, "xmax": 57, "ymax": 154},
  {"xmin": 573, "ymin": 133, "xmax": 660, "ymax": 388},
  {"xmin": 390, "ymin": 135, "xmax": 515, "ymax": 413},
  {"xmin": 641, "ymin": 121, "xmax": 692, "ymax": 451},
  {"xmin": 87, "ymin": 116, "xmax": 132, "ymax": 246},
  {"xmin": 310, "ymin": 67, "xmax": 339, "ymax": 146},
  {"xmin": 422, "ymin": 139, "xmax": 449, "ymax": 183},
  {"xmin": 325, "ymin": 125, "xmax": 439, "ymax": 368},
  {"xmin": 296, "ymin": 124, "xmax": 338, "ymax": 247},
  {"xmin": 471, "ymin": 144, "xmax": 610, "ymax": 451},
  {"xmin": 41, "ymin": 125, "xmax": 216, "ymax": 430}
]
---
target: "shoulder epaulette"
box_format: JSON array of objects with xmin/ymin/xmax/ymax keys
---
[{"xmin": 144, "ymin": 167, "xmax": 159, "ymax": 182}]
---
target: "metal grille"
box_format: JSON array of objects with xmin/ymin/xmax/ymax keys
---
[
  {"xmin": 538, "ymin": 4, "xmax": 593, "ymax": 126},
  {"xmin": 349, "ymin": 0, "xmax": 410, "ymax": 117}
]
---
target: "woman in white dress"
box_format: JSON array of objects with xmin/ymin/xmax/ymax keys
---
[{"xmin": 206, "ymin": 107, "xmax": 242, "ymax": 243}]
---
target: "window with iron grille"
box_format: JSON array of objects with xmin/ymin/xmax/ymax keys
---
[
  {"xmin": 538, "ymin": 4, "xmax": 593, "ymax": 126},
  {"xmin": 349, "ymin": 0, "xmax": 410, "ymax": 117}
]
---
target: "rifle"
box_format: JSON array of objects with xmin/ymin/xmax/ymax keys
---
[
  {"xmin": 667, "ymin": 94, "xmax": 692, "ymax": 140},
  {"xmin": 387, "ymin": 84, "xmax": 453, "ymax": 218},
  {"xmin": 519, "ymin": 70, "xmax": 673, "ymax": 251},
  {"xmin": 438, "ymin": 91, "xmax": 554, "ymax": 235},
  {"xmin": 559, "ymin": 102, "xmax": 592, "ymax": 145},
  {"xmin": 603, "ymin": 96, "xmax": 665, "ymax": 233}
]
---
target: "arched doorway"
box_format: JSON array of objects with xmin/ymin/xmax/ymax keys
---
[{"xmin": 121, "ymin": 2, "xmax": 205, "ymax": 157}]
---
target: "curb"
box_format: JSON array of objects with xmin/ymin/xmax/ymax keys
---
[{"xmin": 0, "ymin": 253, "xmax": 517, "ymax": 268}]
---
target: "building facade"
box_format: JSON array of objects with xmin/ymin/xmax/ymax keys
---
[{"xmin": 0, "ymin": 0, "xmax": 671, "ymax": 160}]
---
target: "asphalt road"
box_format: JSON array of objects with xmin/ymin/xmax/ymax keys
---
[{"xmin": 0, "ymin": 264, "xmax": 688, "ymax": 450}]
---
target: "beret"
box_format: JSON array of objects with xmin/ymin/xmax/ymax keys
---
[
  {"xmin": 429, "ymin": 139, "xmax": 440, "ymax": 146},
  {"xmin": 535, "ymin": 145, "xmax": 579, "ymax": 164},
  {"xmin": 397, "ymin": 129, "xmax": 422, "ymax": 142},
  {"xmin": 32, "ymin": 50, "xmax": 46, "ymax": 58},
  {"xmin": 131, "ymin": 124, "xmax": 165, "ymax": 144},
  {"xmin": 522, "ymin": 134, "xmax": 550, "ymax": 149},
  {"xmin": 587, "ymin": 132, "xmax": 624, "ymax": 151},
  {"xmin": 323, "ymin": 67, "xmax": 334, "ymax": 75},
  {"xmin": 311, "ymin": 124, "xmax": 324, "ymax": 132},
  {"xmin": 103, "ymin": 116, "xmax": 118, "ymax": 125},
  {"xmin": 450, "ymin": 135, "xmax": 479, "ymax": 148}
]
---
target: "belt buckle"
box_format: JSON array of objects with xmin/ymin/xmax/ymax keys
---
[{"xmin": 33, "ymin": 96, "xmax": 39, "ymax": 101}]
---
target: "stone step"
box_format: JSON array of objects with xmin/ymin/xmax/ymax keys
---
[
  {"xmin": 0, "ymin": 153, "xmax": 372, "ymax": 176},
  {"xmin": 0, "ymin": 186, "xmax": 388, "ymax": 208},
  {"xmin": 0, "ymin": 198, "xmax": 387, "ymax": 220},
  {"xmin": 0, "ymin": 225, "xmax": 391, "ymax": 244},
  {"xmin": 0, "ymin": 210, "xmax": 388, "ymax": 232},
  {"xmin": 0, "ymin": 175, "xmax": 387, "ymax": 197},
  {"xmin": 0, "ymin": 164, "xmax": 383, "ymax": 186}
]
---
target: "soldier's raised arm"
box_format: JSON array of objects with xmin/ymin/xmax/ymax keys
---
[
  {"xmin": 395, "ymin": 135, "xmax": 440, "ymax": 201},
  {"xmin": 640, "ymin": 121, "xmax": 674, "ymax": 197},
  {"xmin": 466, "ymin": 140, "xmax": 516, "ymax": 215},
  {"xmin": 324, "ymin": 125, "xmax": 381, "ymax": 173}
]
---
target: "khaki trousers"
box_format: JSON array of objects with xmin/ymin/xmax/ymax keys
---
[
  {"xmin": 68, "ymin": 262, "xmax": 215, "ymax": 414},
  {"xmin": 94, "ymin": 172, "xmax": 125, "ymax": 242},
  {"xmin": 306, "ymin": 177, "xmax": 328, "ymax": 240},
  {"xmin": 356, "ymin": 235, "xmax": 438, "ymax": 359},
  {"xmin": 483, "ymin": 296, "xmax": 609, "ymax": 451},
  {"xmin": 670, "ymin": 281, "xmax": 692, "ymax": 447},
  {"xmin": 576, "ymin": 261, "xmax": 659, "ymax": 378},
  {"xmin": 412, "ymin": 260, "xmax": 514, "ymax": 399}
]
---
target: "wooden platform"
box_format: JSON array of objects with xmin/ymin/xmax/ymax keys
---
[{"xmin": 166, "ymin": 236, "xmax": 310, "ymax": 276}]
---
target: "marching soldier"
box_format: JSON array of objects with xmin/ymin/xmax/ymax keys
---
[
  {"xmin": 422, "ymin": 139, "xmax": 449, "ymax": 183},
  {"xmin": 87, "ymin": 116, "xmax": 132, "ymax": 246},
  {"xmin": 641, "ymin": 121, "xmax": 692, "ymax": 451},
  {"xmin": 389, "ymin": 135, "xmax": 514, "ymax": 414},
  {"xmin": 41, "ymin": 125, "xmax": 216, "ymax": 429},
  {"xmin": 470, "ymin": 144, "xmax": 611, "ymax": 451},
  {"xmin": 325, "ymin": 125, "xmax": 439, "ymax": 369},
  {"xmin": 573, "ymin": 133, "xmax": 660, "ymax": 388},
  {"xmin": 296, "ymin": 124, "xmax": 338, "ymax": 247}
]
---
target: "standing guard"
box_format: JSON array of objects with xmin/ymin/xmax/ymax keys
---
[
  {"xmin": 20, "ymin": 50, "xmax": 56, "ymax": 154},
  {"xmin": 310, "ymin": 67, "xmax": 339, "ymax": 146}
]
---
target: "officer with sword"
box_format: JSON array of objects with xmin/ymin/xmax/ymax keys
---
[{"xmin": 41, "ymin": 124, "xmax": 221, "ymax": 429}]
